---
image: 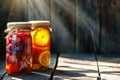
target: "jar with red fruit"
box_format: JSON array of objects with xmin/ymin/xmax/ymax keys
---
[
  {"xmin": 5, "ymin": 22, "xmax": 32, "ymax": 75},
  {"xmin": 29, "ymin": 21, "xmax": 51, "ymax": 70}
]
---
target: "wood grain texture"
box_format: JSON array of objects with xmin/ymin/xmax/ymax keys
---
[
  {"xmin": 7, "ymin": 0, "xmax": 28, "ymax": 22},
  {"xmin": 1, "ymin": 53, "xmax": 57, "ymax": 80},
  {"xmin": 76, "ymin": 0, "xmax": 99, "ymax": 53},
  {"xmin": 28, "ymin": 0, "xmax": 51, "ymax": 21},
  {"xmin": 0, "ymin": 0, "xmax": 11, "ymax": 54},
  {"xmin": 97, "ymin": 54, "xmax": 120, "ymax": 80},
  {"xmin": 100, "ymin": 0, "xmax": 120, "ymax": 54},
  {"xmin": 0, "ymin": 0, "xmax": 120, "ymax": 54},
  {"xmin": 51, "ymin": 0, "xmax": 76, "ymax": 53},
  {"xmin": 53, "ymin": 53, "xmax": 98, "ymax": 80}
]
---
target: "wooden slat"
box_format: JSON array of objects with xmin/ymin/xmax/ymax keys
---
[
  {"xmin": 7, "ymin": 0, "xmax": 28, "ymax": 22},
  {"xmin": 0, "ymin": 0, "xmax": 12, "ymax": 54},
  {"xmin": 0, "ymin": 0, "xmax": 12, "ymax": 21},
  {"xmin": 97, "ymin": 55, "xmax": 120, "ymax": 80},
  {"xmin": 100, "ymin": 0, "xmax": 120, "ymax": 54},
  {"xmin": 76, "ymin": 0, "xmax": 99, "ymax": 53},
  {"xmin": 28, "ymin": 0, "xmax": 51, "ymax": 20},
  {"xmin": 1, "ymin": 53, "xmax": 57, "ymax": 80},
  {"xmin": 53, "ymin": 53, "xmax": 98, "ymax": 80},
  {"xmin": 51, "ymin": 0, "xmax": 76, "ymax": 53}
]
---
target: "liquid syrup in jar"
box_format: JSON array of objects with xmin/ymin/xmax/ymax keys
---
[
  {"xmin": 5, "ymin": 22, "xmax": 32, "ymax": 75},
  {"xmin": 29, "ymin": 21, "xmax": 51, "ymax": 70}
]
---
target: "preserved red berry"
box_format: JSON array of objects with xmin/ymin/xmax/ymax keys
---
[
  {"xmin": 12, "ymin": 42, "xmax": 24, "ymax": 55},
  {"xmin": 6, "ymin": 43, "xmax": 12, "ymax": 54},
  {"xmin": 8, "ymin": 55, "xmax": 19, "ymax": 64},
  {"xmin": 6, "ymin": 35, "xmax": 12, "ymax": 45}
]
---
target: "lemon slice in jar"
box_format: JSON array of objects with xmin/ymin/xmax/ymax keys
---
[
  {"xmin": 38, "ymin": 51, "xmax": 50, "ymax": 67},
  {"xmin": 34, "ymin": 28, "xmax": 50, "ymax": 46}
]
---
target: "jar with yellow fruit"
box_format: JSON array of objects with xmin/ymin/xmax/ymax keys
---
[{"xmin": 29, "ymin": 21, "xmax": 51, "ymax": 70}]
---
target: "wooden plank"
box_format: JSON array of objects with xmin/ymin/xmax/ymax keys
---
[
  {"xmin": 53, "ymin": 53, "xmax": 98, "ymax": 80},
  {"xmin": 0, "ymin": 53, "xmax": 57, "ymax": 80},
  {"xmin": 97, "ymin": 55, "xmax": 120, "ymax": 80},
  {"xmin": 100, "ymin": 0, "xmax": 120, "ymax": 54},
  {"xmin": 28, "ymin": 0, "xmax": 51, "ymax": 20},
  {"xmin": 51, "ymin": 0, "xmax": 76, "ymax": 53},
  {"xmin": 0, "ymin": 0, "xmax": 12, "ymax": 21},
  {"xmin": 76, "ymin": 0, "xmax": 99, "ymax": 53},
  {"xmin": 0, "ymin": 0, "xmax": 12, "ymax": 54},
  {"xmin": 7, "ymin": 0, "xmax": 28, "ymax": 22}
]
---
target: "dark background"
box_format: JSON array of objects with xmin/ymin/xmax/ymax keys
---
[{"xmin": 0, "ymin": 0, "xmax": 120, "ymax": 55}]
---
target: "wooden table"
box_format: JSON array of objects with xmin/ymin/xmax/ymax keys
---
[
  {"xmin": 0, "ymin": 53, "xmax": 120, "ymax": 80},
  {"xmin": 0, "ymin": 53, "xmax": 58, "ymax": 80},
  {"xmin": 53, "ymin": 53, "xmax": 98, "ymax": 80},
  {"xmin": 97, "ymin": 55, "xmax": 120, "ymax": 80}
]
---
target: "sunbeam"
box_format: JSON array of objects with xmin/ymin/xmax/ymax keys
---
[
  {"xmin": 0, "ymin": 0, "xmax": 11, "ymax": 11},
  {"xmin": 76, "ymin": 0, "xmax": 99, "ymax": 52},
  {"xmin": 7, "ymin": 0, "xmax": 27, "ymax": 21},
  {"xmin": 51, "ymin": 0, "xmax": 76, "ymax": 52},
  {"xmin": 7, "ymin": 0, "xmax": 17, "ymax": 21},
  {"xmin": 28, "ymin": 0, "xmax": 51, "ymax": 20}
]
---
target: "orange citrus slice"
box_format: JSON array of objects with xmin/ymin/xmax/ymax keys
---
[
  {"xmin": 6, "ymin": 64, "xmax": 10, "ymax": 70},
  {"xmin": 32, "ymin": 64, "xmax": 41, "ymax": 70},
  {"xmin": 32, "ymin": 44, "xmax": 50, "ymax": 51},
  {"xmin": 38, "ymin": 51, "xmax": 50, "ymax": 67},
  {"xmin": 34, "ymin": 28, "xmax": 50, "ymax": 46}
]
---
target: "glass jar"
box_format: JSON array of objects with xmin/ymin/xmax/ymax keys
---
[
  {"xmin": 5, "ymin": 22, "xmax": 32, "ymax": 75},
  {"xmin": 29, "ymin": 21, "xmax": 51, "ymax": 70}
]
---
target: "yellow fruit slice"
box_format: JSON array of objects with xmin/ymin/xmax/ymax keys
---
[
  {"xmin": 38, "ymin": 51, "xmax": 50, "ymax": 67},
  {"xmin": 6, "ymin": 64, "xmax": 10, "ymax": 70},
  {"xmin": 32, "ymin": 64, "xmax": 41, "ymax": 70},
  {"xmin": 34, "ymin": 28, "xmax": 50, "ymax": 46}
]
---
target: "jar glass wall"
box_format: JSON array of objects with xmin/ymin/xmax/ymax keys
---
[
  {"xmin": 5, "ymin": 22, "xmax": 32, "ymax": 75},
  {"xmin": 29, "ymin": 21, "xmax": 51, "ymax": 70}
]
